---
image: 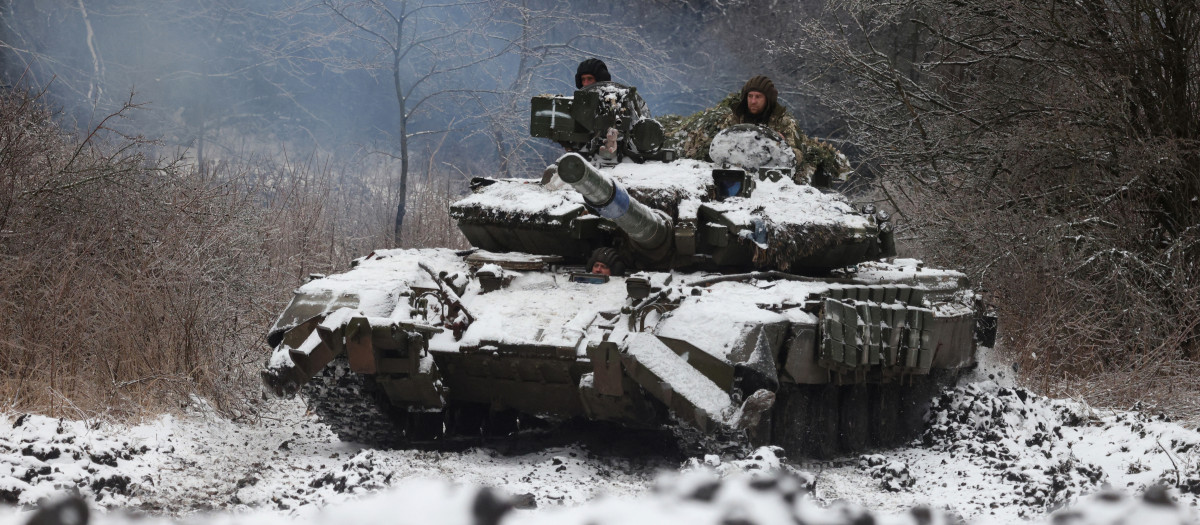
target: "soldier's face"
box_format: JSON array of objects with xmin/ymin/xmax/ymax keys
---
[
  {"xmin": 580, "ymin": 74, "xmax": 597, "ymax": 87},
  {"xmin": 747, "ymin": 91, "xmax": 766, "ymax": 115},
  {"xmin": 591, "ymin": 261, "xmax": 611, "ymax": 275}
]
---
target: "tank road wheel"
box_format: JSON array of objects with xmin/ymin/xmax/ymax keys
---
[
  {"xmin": 300, "ymin": 358, "xmax": 407, "ymax": 447},
  {"xmin": 868, "ymin": 383, "xmax": 902, "ymax": 448},
  {"xmin": 806, "ymin": 384, "xmax": 841, "ymax": 459},
  {"xmin": 484, "ymin": 409, "xmax": 520, "ymax": 438},
  {"xmin": 446, "ymin": 403, "xmax": 488, "ymax": 438},
  {"xmin": 838, "ymin": 384, "xmax": 870, "ymax": 453},
  {"xmin": 406, "ymin": 411, "xmax": 445, "ymax": 442}
]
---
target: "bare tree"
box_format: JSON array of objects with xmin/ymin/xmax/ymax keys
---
[
  {"xmin": 0, "ymin": 0, "xmax": 335, "ymax": 163},
  {"xmin": 306, "ymin": 0, "xmax": 510, "ymax": 246},
  {"xmin": 0, "ymin": 0, "xmax": 100, "ymax": 104},
  {"xmin": 773, "ymin": 0, "xmax": 1200, "ymax": 410}
]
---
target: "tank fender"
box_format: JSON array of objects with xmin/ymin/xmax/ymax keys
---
[
  {"xmin": 728, "ymin": 321, "xmax": 788, "ymax": 395},
  {"xmin": 262, "ymin": 314, "xmax": 335, "ymax": 397},
  {"xmin": 266, "ymin": 290, "xmax": 362, "ymax": 348},
  {"xmin": 780, "ymin": 322, "xmax": 826, "ymax": 384}
]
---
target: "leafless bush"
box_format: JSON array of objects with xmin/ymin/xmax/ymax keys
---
[
  {"xmin": 780, "ymin": 0, "xmax": 1200, "ymax": 418},
  {"xmin": 894, "ymin": 172, "xmax": 1200, "ymax": 419},
  {"xmin": 0, "ymin": 88, "xmax": 474, "ymax": 419},
  {"xmin": 353, "ymin": 150, "xmax": 470, "ymax": 251}
]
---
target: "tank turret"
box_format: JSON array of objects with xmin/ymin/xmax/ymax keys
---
[{"xmin": 452, "ymin": 111, "xmax": 894, "ymax": 273}]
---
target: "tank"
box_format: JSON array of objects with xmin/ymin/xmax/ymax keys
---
[{"xmin": 262, "ymin": 82, "xmax": 997, "ymax": 458}]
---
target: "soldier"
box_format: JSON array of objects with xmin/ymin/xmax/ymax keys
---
[
  {"xmin": 663, "ymin": 75, "xmax": 849, "ymax": 187},
  {"xmin": 732, "ymin": 76, "xmax": 776, "ymax": 124},
  {"xmin": 731, "ymin": 76, "xmax": 795, "ymax": 132},
  {"xmin": 575, "ymin": 58, "xmax": 611, "ymax": 89},
  {"xmin": 551, "ymin": 58, "xmax": 650, "ymax": 160},
  {"xmin": 729, "ymin": 75, "xmax": 805, "ymax": 164},
  {"xmin": 586, "ymin": 247, "xmax": 626, "ymax": 276}
]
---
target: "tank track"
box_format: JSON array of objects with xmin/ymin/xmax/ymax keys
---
[
  {"xmin": 304, "ymin": 358, "xmax": 959, "ymax": 457},
  {"xmin": 670, "ymin": 423, "xmax": 749, "ymax": 458},
  {"xmin": 301, "ymin": 358, "xmax": 411, "ymax": 447},
  {"xmin": 302, "ymin": 359, "xmax": 545, "ymax": 448},
  {"xmin": 769, "ymin": 371, "xmax": 959, "ymax": 459},
  {"xmin": 666, "ymin": 377, "xmax": 952, "ymax": 460}
]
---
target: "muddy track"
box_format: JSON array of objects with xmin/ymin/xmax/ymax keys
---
[{"xmin": 303, "ymin": 359, "xmax": 688, "ymax": 461}]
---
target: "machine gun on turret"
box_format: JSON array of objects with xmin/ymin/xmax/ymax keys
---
[{"xmin": 530, "ymin": 82, "xmax": 674, "ymax": 165}]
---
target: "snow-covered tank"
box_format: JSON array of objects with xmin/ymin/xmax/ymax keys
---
[{"xmin": 262, "ymin": 82, "xmax": 996, "ymax": 458}]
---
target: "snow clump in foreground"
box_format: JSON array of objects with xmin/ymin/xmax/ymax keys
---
[
  {"xmin": 5, "ymin": 469, "xmax": 1197, "ymax": 525},
  {"xmin": 2, "ymin": 380, "xmax": 1199, "ymax": 525}
]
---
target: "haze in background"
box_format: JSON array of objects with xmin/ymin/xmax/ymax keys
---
[{"xmin": 0, "ymin": 0, "xmax": 809, "ymax": 174}]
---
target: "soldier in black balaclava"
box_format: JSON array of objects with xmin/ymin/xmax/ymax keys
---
[{"xmin": 575, "ymin": 58, "xmax": 612, "ymax": 89}]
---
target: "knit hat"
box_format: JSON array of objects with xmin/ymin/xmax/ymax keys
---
[
  {"xmin": 734, "ymin": 75, "xmax": 778, "ymax": 124},
  {"xmin": 740, "ymin": 75, "xmax": 778, "ymax": 105},
  {"xmin": 575, "ymin": 58, "xmax": 612, "ymax": 89},
  {"xmin": 586, "ymin": 247, "xmax": 627, "ymax": 276}
]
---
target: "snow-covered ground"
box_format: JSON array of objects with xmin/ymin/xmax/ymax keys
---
[{"xmin": 2, "ymin": 349, "xmax": 1198, "ymax": 525}]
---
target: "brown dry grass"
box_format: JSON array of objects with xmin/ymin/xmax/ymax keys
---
[
  {"xmin": 889, "ymin": 171, "xmax": 1200, "ymax": 425},
  {"xmin": 778, "ymin": 0, "xmax": 1200, "ymax": 424},
  {"xmin": 0, "ymin": 88, "xmax": 467, "ymax": 420}
]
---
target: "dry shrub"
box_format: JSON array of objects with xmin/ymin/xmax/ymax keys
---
[
  {"xmin": 0, "ymin": 90, "xmax": 286, "ymax": 417},
  {"xmin": 884, "ymin": 133, "xmax": 1200, "ymax": 420},
  {"xmin": 896, "ymin": 178, "xmax": 1200, "ymax": 420},
  {"xmin": 778, "ymin": 0, "xmax": 1200, "ymax": 422},
  {"xmin": 353, "ymin": 152, "xmax": 469, "ymax": 251},
  {"xmin": 0, "ymin": 88, "xmax": 468, "ymax": 419}
]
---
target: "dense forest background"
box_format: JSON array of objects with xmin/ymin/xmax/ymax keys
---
[{"xmin": 1, "ymin": 0, "xmax": 1196, "ymax": 421}]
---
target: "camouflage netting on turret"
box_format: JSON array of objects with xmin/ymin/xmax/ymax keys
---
[
  {"xmin": 450, "ymin": 180, "xmax": 583, "ymax": 228},
  {"xmin": 660, "ymin": 94, "xmax": 851, "ymax": 185},
  {"xmin": 605, "ymin": 158, "xmax": 713, "ymax": 220},
  {"xmin": 622, "ymin": 186, "xmax": 689, "ymax": 219},
  {"xmin": 753, "ymin": 220, "xmax": 873, "ymax": 271}
]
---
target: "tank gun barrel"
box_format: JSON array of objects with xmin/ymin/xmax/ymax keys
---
[{"xmin": 557, "ymin": 153, "xmax": 672, "ymax": 257}]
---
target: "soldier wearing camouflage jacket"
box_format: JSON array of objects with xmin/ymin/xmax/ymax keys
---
[{"xmin": 662, "ymin": 76, "xmax": 849, "ymax": 187}]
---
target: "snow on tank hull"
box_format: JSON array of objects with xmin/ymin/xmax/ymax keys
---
[{"xmin": 263, "ymin": 247, "xmax": 989, "ymax": 458}]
